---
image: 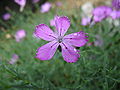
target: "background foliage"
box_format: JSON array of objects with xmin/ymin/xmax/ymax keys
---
[{"xmin": 0, "ymin": 0, "xmax": 120, "ymax": 89}]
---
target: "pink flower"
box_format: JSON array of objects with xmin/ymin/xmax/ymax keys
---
[
  {"xmin": 40, "ymin": 2, "xmax": 51, "ymax": 13},
  {"xmin": 81, "ymin": 17, "xmax": 91, "ymax": 26},
  {"xmin": 9, "ymin": 54, "xmax": 19, "ymax": 64},
  {"xmin": 15, "ymin": 30, "xmax": 26, "ymax": 42},
  {"xmin": 93, "ymin": 6, "xmax": 112, "ymax": 22},
  {"xmin": 34, "ymin": 16, "xmax": 88, "ymax": 63},
  {"xmin": 112, "ymin": 0, "xmax": 120, "ymax": 10},
  {"xmin": 87, "ymin": 42, "xmax": 93, "ymax": 46},
  {"xmin": 94, "ymin": 35, "xmax": 103, "ymax": 47},
  {"xmin": 110, "ymin": 10, "xmax": 120, "ymax": 19},
  {"xmin": 2, "ymin": 13, "xmax": 11, "ymax": 20},
  {"xmin": 14, "ymin": 0, "xmax": 26, "ymax": 12},
  {"xmin": 32, "ymin": 0, "xmax": 40, "ymax": 3},
  {"xmin": 56, "ymin": 1, "xmax": 62, "ymax": 6}
]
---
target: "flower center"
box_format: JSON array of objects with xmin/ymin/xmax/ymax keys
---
[{"xmin": 57, "ymin": 36, "xmax": 63, "ymax": 43}]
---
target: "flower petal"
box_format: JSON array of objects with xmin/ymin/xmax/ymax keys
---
[
  {"xmin": 40, "ymin": 2, "xmax": 51, "ymax": 13},
  {"xmin": 55, "ymin": 16, "xmax": 70, "ymax": 36},
  {"xmin": 64, "ymin": 31, "xmax": 88, "ymax": 47},
  {"xmin": 60, "ymin": 42, "xmax": 80, "ymax": 63},
  {"xmin": 36, "ymin": 41, "xmax": 59, "ymax": 60},
  {"xmin": 34, "ymin": 24, "xmax": 56, "ymax": 41}
]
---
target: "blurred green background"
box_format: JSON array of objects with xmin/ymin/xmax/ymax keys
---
[{"xmin": 0, "ymin": 0, "xmax": 120, "ymax": 89}]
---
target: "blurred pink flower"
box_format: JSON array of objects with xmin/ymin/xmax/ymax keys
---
[
  {"xmin": 2, "ymin": 13, "xmax": 11, "ymax": 20},
  {"xmin": 110, "ymin": 10, "xmax": 120, "ymax": 19},
  {"xmin": 40, "ymin": 2, "xmax": 51, "ymax": 13},
  {"xmin": 112, "ymin": 0, "xmax": 120, "ymax": 10},
  {"xmin": 87, "ymin": 42, "xmax": 93, "ymax": 46},
  {"xmin": 14, "ymin": 0, "xmax": 26, "ymax": 12},
  {"xmin": 9, "ymin": 54, "xmax": 19, "ymax": 64},
  {"xmin": 32, "ymin": 0, "xmax": 40, "ymax": 3},
  {"xmin": 34, "ymin": 16, "xmax": 88, "ymax": 63},
  {"xmin": 15, "ymin": 30, "xmax": 26, "ymax": 42},
  {"xmin": 56, "ymin": 1, "xmax": 62, "ymax": 6},
  {"xmin": 94, "ymin": 35, "xmax": 103, "ymax": 47},
  {"xmin": 14, "ymin": 0, "xmax": 26, "ymax": 6},
  {"xmin": 81, "ymin": 17, "xmax": 91, "ymax": 26},
  {"xmin": 93, "ymin": 6, "xmax": 112, "ymax": 22}
]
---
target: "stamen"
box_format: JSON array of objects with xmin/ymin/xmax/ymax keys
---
[{"xmin": 58, "ymin": 36, "xmax": 63, "ymax": 43}]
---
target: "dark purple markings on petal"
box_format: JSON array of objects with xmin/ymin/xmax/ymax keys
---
[
  {"xmin": 62, "ymin": 42, "xmax": 68, "ymax": 49},
  {"xmin": 34, "ymin": 24, "xmax": 57, "ymax": 41},
  {"xmin": 35, "ymin": 40, "xmax": 59, "ymax": 60},
  {"xmin": 50, "ymin": 42, "xmax": 58, "ymax": 48},
  {"xmin": 48, "ymin": 35, "xmax": 56, "ymax": 39},
  {"xmin": 64, "ymin": 31, "xmax": 88, "ymax": 47},
  {"xmin": 60, "ymin": 42, "xmax": 80, "ymax": 63},
  {"xmin": 59, "ymin": 28, "xmax": 62, "ymax": 36}
]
